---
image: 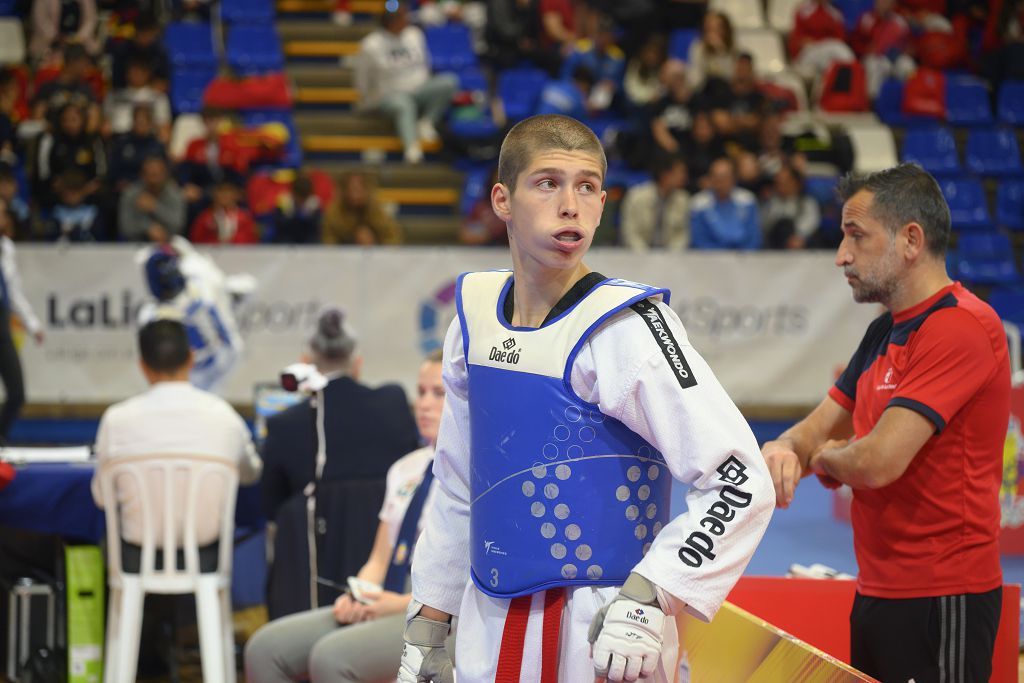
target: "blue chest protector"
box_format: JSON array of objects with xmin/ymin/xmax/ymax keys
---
[{"xmin": 456, "ymin": 271, "xmax": 673, "ymax": 598}]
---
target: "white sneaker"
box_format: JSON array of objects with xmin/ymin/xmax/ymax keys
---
[
  {"xmin": 404, "ymin": 144, "xmax": 424, "ymax": 164},
  {"xmin": 417, "ymin": 119, "xmax": 439, "ymax": 143},
  {"xmin": 332, "ymin": 11, "xmax": 352, "ymax": 25}
]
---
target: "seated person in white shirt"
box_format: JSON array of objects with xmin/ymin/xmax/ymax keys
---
[
  {"xmin": 243, "ymin": 351, "xmax": 445, "ymax": 683},
  {"xmin": 91, "ymin": 318, "xmax": 262, "ymax": 572}
]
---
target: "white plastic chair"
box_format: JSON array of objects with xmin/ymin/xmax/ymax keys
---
[
  {"xmin": 735, "ymin": 28, "xmax": 787, "ymax": 75},
  {"xmin": 845, "ymin": 123, "xmax": 898, "ymax": 174},
  {"xmin": 98, "ymin": 454, "xmax": 239, "ymax": 683},
  {"xmin": 0, "ymin": 19, "xmax": 25, "ymax": 66},
  {"xmin": 168, "ymin": 114, "xmax": 205, "ymax": 161},
  {"xmin": 710, "ymin": 0, "xmax": 766, "ymax": 29},
  {"xmin": 767, "ymin": 0, "xmax": 803, "ymax": 32}
]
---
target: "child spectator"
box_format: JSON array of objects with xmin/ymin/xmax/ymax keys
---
[
  {"xmin": 109, "ymin": 105, "xmax": 166, "ymax": 193},
  {"xmin": 109, "ymin": 13, "xmax": 170, "ymax": 91},
  {"xmin": 178, "ymin": 107, "xmax": 242, "ymax": 223},
  {"xmin": 46, "ymin": 169, "xmax": 104, "ymax": 241},
  {"xmin": 104, "ymin": 58, "xmax": 171, "ymax": 142},
  {"xmin": 648, "ymin": 59, "xmax": 695, "ymax": 158},
  {"xmin": 189, "ymin": 179, "xmax": 259, "ymax": 244},
  {"xmin": 272, "ymin": 174, "xmax": 323, "ymax": 244},
  {"xmin": 322, "ymin": 172, "xmax": 403, "ymax": 245}
]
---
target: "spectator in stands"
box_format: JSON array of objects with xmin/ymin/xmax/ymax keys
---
[
  {"xmin": 851, "ymin": 0, "xmax": 915, "ymax": 98},
  {"xmin": 258, "ymin": 307, "xmax": 420, "ymax": 528},
  {"xmin": 788, "ymin": 0, "xmax": 855, "ymax": 78},
  {"xmin": 189, "ymin": 179, "xmax": 259, "ymax": 245},
  {"xmin": 273, "ymin": 174, "xmax": 323, "ymax": 244},
  {"xmin": 90, "ymin": 318, "xmax": 261, "ymax": 571},
  {"xmin": 322, "ymin": 172, "xmax": 403, "ymax": 245},
  {"xmin": 46, "ymin": 169, "xmax": 104, "ymax": 241},
  {"xmin": 755, "ymin": 112, "xmax": 804, "ymax": 182},
  {"xmin": 647, "ymin": 59, "xmax": 695, "ymax": 160},
  {"xmin": 459, "ymin": 167, "xmax": 508, "ymax": 246},
  {"xmin": 760, "ymin": 163, "xmax": 821, "ymax": 249},
  {"xmin": 119, "ymin": 154, "xmax": 186, "ymax": 242},
  {"xmin": 173, "ymin": 0, "xmax": 213, "ymax": 21},
  {"xmin": 705, "ymin": 52, "xmax": 767, "ymax": 152},
  {"xmin": 29, "ymin": 0, "xmax": 100, "ymax": 62},
  {"xmin": 690, "ymin": 157, "xmax": 761, "ymax": 249},
  {"xmin": 104, "ymin": 58, "xmax": 171, "ymax": 142},
  {"xmin": 560, "ymin": 12, "xmax": 625, "ymax": 114},
  {"xmin": 982, "ymin": 0, "xmax": 1024, "ymax": 83},
  {"xmin": 620, "ymin": 152, "xmax": 690, "ymax": 252},
  {"xmin": 537, "ymin": 0, "xmax": 578, "ymax": 72},
  {"xmin": 34, "ymin": 102, "xmax": 105, "ymax": 208},
  {"xmin": 244, "ymin": 351, "xmax": 444, "ymax": 683},
  {"xmin": 177, "ymin": 107, "xmax": 241, "ymax": 223},
  {"xmin": 537, "ymin": 65, "xmax": 595, "ymax": 120},
  {"xmin": 687, "ymin": 10, "xmax": 738, "ymax": 93},
  {"xmin": 0, "ymin": 166, "xmax": 29, "ymax": 239},
  {"xmin": 682, "ymin": 110, "xmax": 725, "ymax": 192},
  {"xmin": 109, "ymin": 105, "xmax": 166, "ymax": 193},
  {"xmin": 109, "ymin": 12, "xmax": 170, "ymax": 91},
  {"xmin": 354, "ymin": 2, "xmax": 459, "ymax": 164},
  {"xmin": 623, "ymin": 33, "xmax": 667, "ymax": 115},
  {"xmin": 0, "ymin": 72, "xmax": 19, "ymax": 165},
  {"xmin": 32, "ymin": 44, "xmax": 101, "ymax": 132},
  {"xmin": 483, "ymin": 0, "xmax": 543, "ymax": 70}
]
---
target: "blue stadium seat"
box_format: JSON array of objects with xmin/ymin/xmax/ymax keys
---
[
  {"xmin": 458, "ymin": 66, "xmax": 488, "ymax": 93},
  {"xmin": 965, "ymin": 128, "xmax": 1024, "ymax": 177},
  {"xmin": 170, "ymin": 66, "xmax": 218, "ymax": 114},
  {"xmin": 997, "ymin": 179, "xmax": 1024, "ymax": 231},
  {"xmin": 460, "ymin": 167, "xmax": 492, "ymax": 215},
  {"xmin": 668, "ymin": 29, "xmax": 699, "ymax": 61},
  {"xmin": 988, "ymin": 285, "xmax": 1024, "ymax": 326},
  {"xmin": 953, "ymin": 232, "xmax": 1020, "ymax": 285},
  {"xmin": 221, "ymin": 0, "xmax": 274, "ymax": 23},
  {"xmin": 833, "ymin": 0, "xmax": 873, "ymax": 31},
  {"xmin": 227, "ymin": 24, "xmax": 284, "ymax": 74},
  {"xmin": 498, "ymin": 68, "xmax": 548, "ymax": 122},
  {"xmin": 0, "ymin": 0, "xmax": 18, "ymax": 15},
  {"xmin": 939, "ymin": 176, "xmax": 991, "ymax": 230},
  {"xmin": 901, "ymin": 126, "xmax": 960, "ymax": 176},
  {"xmin": 998, "ymin": 81, "xmax": 1024, "ymax": 126},
  {"xmin": 945, "ymin": 77, "xmax": 993, "ymax": 126},
  {"xmin": 164, "ymin": 22, "xmax": 217, "ymax": 69},
  {"xmin": 240, "ymin": 110, "xmax": 302, "ymax": 167},
  {"xmin": 424, "ymin": 24, "xmax": 476, "ymax": 73}
]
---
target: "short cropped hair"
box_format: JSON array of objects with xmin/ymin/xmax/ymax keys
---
[
  {"xmin": 836, "ymin": 162, "xmax": 951, "ymax": 257},
  {"xmin": 498, "ymin": 114, "xmax": 606, "ymax": 193},
  {"xmin": 138, "ymin": 319, "xmax": 190, "ymax": 373}
]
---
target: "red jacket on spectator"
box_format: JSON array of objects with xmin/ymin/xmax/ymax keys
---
[
  {"xmin": 851, "ymin": 7, "xmax": 911, "ymax": 56},
  {"xmin": 189, "ymin": 206, "xmax": 258, "ymax": 244},
  {"xmin": 788, "ymin": 0, "xmax": 848, "ymax": 59}
]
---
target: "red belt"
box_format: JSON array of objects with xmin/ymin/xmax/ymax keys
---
[{"xmin": 494, "ymin": 588, "xmax": 566, "ymax": 682}]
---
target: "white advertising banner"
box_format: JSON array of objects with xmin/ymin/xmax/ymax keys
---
[{"xmin": 15, "ymin": 245, "xmax": 879, "ymax": 407}]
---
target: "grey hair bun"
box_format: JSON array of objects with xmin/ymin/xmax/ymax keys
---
[{"xmin": 310, "ymin": 308, "xmax": 357, "ymax": 360}]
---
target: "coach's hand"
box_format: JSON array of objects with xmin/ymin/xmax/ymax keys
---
[
  {"xmin": 762, "ymin": 440, "xmax": 804, "ymax": 508},
  {"xmin": 398, "ymin": 614, "xmax": 454, "ymax": 683},
  {"xmin": 589, "ymin": 573, "xmax": 665, "ymax": 682}
]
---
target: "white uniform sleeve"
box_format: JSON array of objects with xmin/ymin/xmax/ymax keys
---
[
  {"xmin": 233, "ymin": 410, "xmax": 262, "ymax": 486},
  {"xmin": 3, "ymin": 238, "xmax": 41, "ymax": 335},
  {"xmin": 570, "ymin": 301, "xmax": 774, "ymax": 622},
  {"xmin": 410, "ymin": 318, "xmax": 472, "ymax": 616}
]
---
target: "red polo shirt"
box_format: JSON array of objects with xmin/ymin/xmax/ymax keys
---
[{"xmin": 828, "ymin": 282, "xmax": 1010, "ymax": 598}]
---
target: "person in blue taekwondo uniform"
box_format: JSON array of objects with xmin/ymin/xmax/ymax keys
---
[{"xmin": 399, "ymin": 113, "xmax": 775, "ymax": 683}]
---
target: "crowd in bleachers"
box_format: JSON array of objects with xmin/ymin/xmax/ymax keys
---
[{"xmin": 0, "ymin": 0, "xmax": 1021, "ymax": 258}]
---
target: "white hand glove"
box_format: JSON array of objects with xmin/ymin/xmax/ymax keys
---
[
  {"xmin": 588, "ymin": 573, "xmax": 665, "ymax": 682},
  {"xmin": 399, "ymin": 614, "xmax": 455, "ymax": 683}
]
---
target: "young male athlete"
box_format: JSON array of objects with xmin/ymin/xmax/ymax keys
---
[{"xmin": 398, "ymin": 114, "xmax": 774, "ymax": 682}]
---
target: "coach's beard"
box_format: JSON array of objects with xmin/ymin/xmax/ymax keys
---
[{"xmin": 846, "ymin": 268, "xmax": 901, "ymax": 306}]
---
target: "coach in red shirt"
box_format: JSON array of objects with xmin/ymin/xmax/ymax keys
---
[{"xmin": 762, "ymin": 162, "xmax": 1009, "ymax": 682}]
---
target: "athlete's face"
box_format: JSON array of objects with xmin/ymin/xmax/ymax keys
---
[
  {"xmin": 415, "ymin": 361, "xmax": 445, "ymax": 446},
  {"xmin": 836, "ymin": 190, "xmax": 903, "ymax": 306},
  {"xmin": 492, "ymin": 150, "xmax": 606, "ymax": 274}
]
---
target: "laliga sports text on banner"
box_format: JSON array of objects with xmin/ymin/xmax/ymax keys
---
[{"xmin": 16, "ymin": 246, "xmax": 876, "ymax": 406}]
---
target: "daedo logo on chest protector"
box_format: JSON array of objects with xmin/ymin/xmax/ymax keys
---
[
  {"xmin": 488, "ymin": 336, "xmax": 520, "ymax": 364},
  {"xmin": 677, "ymin": 456, "xmax": 753, "ymax": 568}
]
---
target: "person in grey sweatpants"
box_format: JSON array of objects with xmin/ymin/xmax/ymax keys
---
[{"xmin": 244, "ymin": 354, "xmax": 445, "ymax": 682}]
